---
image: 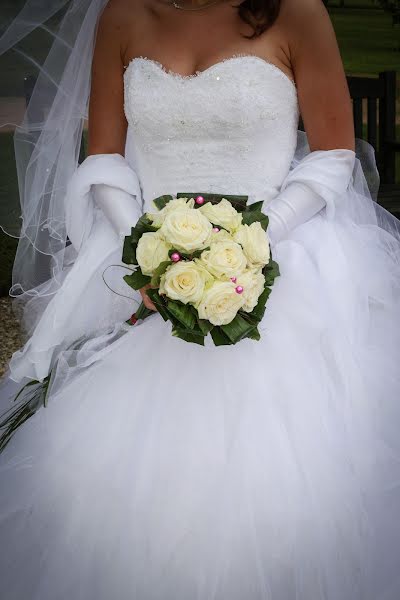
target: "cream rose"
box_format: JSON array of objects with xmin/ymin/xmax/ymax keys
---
[
  {"xmin": 160, "ymin": 207, "xmax": 213, "ymax": 253},
  {"xmin": 136, "ymin": 232, "xmax": 171, "ymax": 276},
  {"xmin": 233, "ymin": 221, "xmax": 270, "ymax": 267},
  {"xmin": 210, "ymin": 227, "xmax": 233, "ymax": 243},
  {"xmin": 147, "ymin": 197, "xmax": 195, "ymax": 228},
  {"xmin": 159, "ymin": 261, "xmax": 213, "ymax": 305},
  {"xmin": 236, "ymin": 268, "xmax": 265, "ymax": 312},
  {"xmin": 198, "ymin": 240, "xmax": 247, "ymax": 280},
  {"xmin": 197, "ymin": 281, "xmax": 245, "ymax": 326},
  {"xmin": 199, "ymin": 198, "xmax": 242, "ymax": 232}
]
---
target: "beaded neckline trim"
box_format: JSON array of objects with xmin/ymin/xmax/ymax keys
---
[{"xmin": 124, "ymin": 53, "xmax": 297, "ymax": 92}]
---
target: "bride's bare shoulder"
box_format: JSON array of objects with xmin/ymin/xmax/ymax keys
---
[
  {"xmin": 278, "ymin": 0, "xmax": 335, "ymax": 44},
  {"xmin": 279, "ymin": 0, "xmax": 330, "ymax": 19},
  {"xmin": 99, "ymin": 0, "xmax": 147, "ymax": 30},
  {"xmin": 97, "ymin": 0, "xmax": 150, "ymax": 57}
]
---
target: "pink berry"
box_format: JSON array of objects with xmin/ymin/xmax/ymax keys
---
[
  {"xmin": 230, "ymin": 277, "xmax": 237, "ymax": 283},
  {"xmin": 171, "ymin": 252, "xmax": 181, "ymax": 262},
  {"xmin": 235, "ymin": 285, "xmax": 244, "ymax": 294},
  {"xmin": 195, "ymin": 195, "xmax": 205, "ymax": 205}
]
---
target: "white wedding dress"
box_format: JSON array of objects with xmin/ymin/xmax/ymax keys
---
[{"xmin": 1, "ymin": 55, "xmax": 400, "ymax": 600}]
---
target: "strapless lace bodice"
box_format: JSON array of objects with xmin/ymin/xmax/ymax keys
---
[{"xmin": 123, "ymin": 55, "xmax": 299, "ymax": 211}]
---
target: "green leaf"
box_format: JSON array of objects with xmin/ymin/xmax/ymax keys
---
[
  {"xmin": 12, "ymin": 378, "xmax": 42, "ymax": 404},
  {"xmin": 264, "ymin": 273, "xmax": 277, "ymax": 287},
  {"xmin": 133, "ymin": 302, "xmax": 154, "ymax": 321},
  {"xmin": 263, "ymin": 259, "xmax": 280, "ymax": 286},
  {"xmin": 237, "ymin": 309, "xmax": 259, "ymax": 326},
  {"xmin": 133, "ymin": 215, "xmax": 158, "ymax": 239},
  {"xmin": 167, "ymin": 300, "xmax": 197, "ymax": 330},
  {"xmin": 153, "ymin": 194, "xmax": 174, "ymax": 211},
  {"xmin": 0, "ymin": 375, "xmax": 51, "ymax": 454},
  {"xmin": 176, "ymin": 192, "xmax": 249, "ymax": 212},
  {"xmin": 150, "ymin": 261, "xmax": 171, "ymax": 287},
  {"xmin": 172, "ymin": 327, "xmax": 205, "ymax": 346},
  {"xmin": 123, "ymin": 269, "xmax": 151, "ymax": 291},
  {"xmin": 197, "ymin": 318, "xmax": 214, "ymax": 336},
  {"xmin": 190, "ymin": 247, "xmax": 210, "ymax": 259},
  {"xmin": 245, "ymin": 326, "xmax": 261, "ymax": 341},
  {"xmin": 168, "ymin": 247, "xmax": 210, "ymax": 261},
  {"xmin": 122, "ymin": 216, "xmax": 158, "ymax": 265},
  {"xmin": 122, "ymin": 235, "xmax": 137, "ymax": 265},
  {"xmin": 265, "ymin": 259, "xmax": 280, "ymax": 276},
  {"xmin": 244, "ymin": 200, "xmax": 264, "ymax": 213},
  {"xmin": 242, "ymin": 211, "xmax": 269, "ymax": 230},
  {"xmin": 250, "ymin": 286, "xmax": 272, "ymax": 322},
  {"xmin": 220, "ymin": 313, "xmax": 256, "ymax": 344},
  {"xmin": 210, "ymin": 327, "xmax": 233, "ymax": 346},
  {"xmin": 146, "ymin": 289, "xmax": 171, "ymax": 322}
]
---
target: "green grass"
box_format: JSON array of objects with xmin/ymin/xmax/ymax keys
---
[{"xmin": 330, "ymin": 7, "xmax": 400, "ymax": 74}]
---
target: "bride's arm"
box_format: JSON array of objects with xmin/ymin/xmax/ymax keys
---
[
  {"xmin": 65, "ymin": 5, "xmax": 143, "ymax": 251},
  {"xmin": 285, "ymin": 0, "xmax": 355, "ymax": 152},
  {"xmin": 83, "ymin": 4, "xmax": 157, "ymax": 311},
  {"xmin": 264, "ymin": 0, "xmax": 356, "ymax": 246},
  {"xmin": 88, "ymin": 1, "xmax": 128, "ymax": 156}
]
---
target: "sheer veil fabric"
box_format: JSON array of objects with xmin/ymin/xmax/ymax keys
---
[{"xmin": 0, "ymin": 0, "xmax": 108, "ymax": 334}]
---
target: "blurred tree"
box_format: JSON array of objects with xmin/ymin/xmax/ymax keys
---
[
  {"xmin": 375, "ymin": 0, "xmax": 400, "ymax": 51},
  {"xmin": 375, "ymin": 0, "xmax": 400, "ymax": 24}
]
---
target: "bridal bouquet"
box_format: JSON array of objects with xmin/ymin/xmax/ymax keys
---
[
  {"xmin": 122, "ymin": 193, "xmax": 279, "ymax": 346},
  {"xmin": 0, "ymin": 193, "xmax": 279, "ymax": 451}
]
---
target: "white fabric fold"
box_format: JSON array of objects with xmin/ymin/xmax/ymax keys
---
[
  {"xmin": 65, "ymin": 153, "xmax": 143, "ymax": 251},
  {"xmin": 92, "ymin": 183, "xmax": 143, "ymax": 240},
  {"xmin": 265, "ymin": 149, "xmax": 356, "ymax": 245},
  {"xmin": 9, "ymin": 154, "xmax": 144, "ymax": 382}
]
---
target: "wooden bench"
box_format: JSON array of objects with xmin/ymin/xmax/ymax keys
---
[{"xmin": 347, "ymin": 70, "xmax": 400, "ymax": 215}]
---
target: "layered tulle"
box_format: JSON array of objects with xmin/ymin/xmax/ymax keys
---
[
  {"xmin": 1, "ymin": 154, "xmax": 400, "ymax": 599},
  {"xmin": 1, "ymin": 1, "xmax": 399, "ymax": 596}
]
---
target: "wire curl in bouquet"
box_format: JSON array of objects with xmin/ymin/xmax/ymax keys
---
[{"xmin": 122, "ymin": 193, "xmax": 280, "ymax": 346}]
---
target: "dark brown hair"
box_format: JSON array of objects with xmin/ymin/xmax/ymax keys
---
[{"xmin": 235, "ymin": 0, "xmax": 282, "ymax": 39}]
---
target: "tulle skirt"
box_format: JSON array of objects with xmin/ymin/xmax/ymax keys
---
[{"xmin": 1, "ymin": 180, "xmax": 400, "ymax": 599}]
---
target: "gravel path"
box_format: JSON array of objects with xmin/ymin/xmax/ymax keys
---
[{"xmin": 0, "ymin": 297, "xmax": 22, "ymax": 378}]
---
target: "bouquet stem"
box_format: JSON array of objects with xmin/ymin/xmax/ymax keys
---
[{"xmin": 126, "ymin": 302, "xmax": 153, "ymax": 325}]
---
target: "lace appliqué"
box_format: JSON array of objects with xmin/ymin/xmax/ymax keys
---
[{"xmin": 124, "ymin": 54, "xmax": 297, "ymax": 90}]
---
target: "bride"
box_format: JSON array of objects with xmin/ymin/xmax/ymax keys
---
[{"xmin": 1, "ymin": 0, "xmax": 400, "ymax": 598}]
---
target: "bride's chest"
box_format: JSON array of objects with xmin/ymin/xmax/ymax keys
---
[{"xmin": 123, "ymin": 55, "xmax": 299, "ymax": 143}]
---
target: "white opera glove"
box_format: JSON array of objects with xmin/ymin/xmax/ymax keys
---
[
  {"xmin": 65, "ymin": 153, "xmax": 143, "ymax": 252},
  {"xmin": 264, "ymin": 149, "xmax": 356, "ymax": 246},
  {"xmin": 92, "ymin": 183, "xmax": 142, "ymax": 241}
]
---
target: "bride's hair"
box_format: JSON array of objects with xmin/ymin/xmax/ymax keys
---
[{"xmin": 237, "ymin": 0, "xmax": 281, "ymax": 39}]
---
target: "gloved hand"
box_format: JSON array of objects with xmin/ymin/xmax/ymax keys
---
[
  {"xmin": 65, "ymin": 153, "xmax": 143, "ymax": 252},
  {"xmin": 92, "ymin": 183, "xmax": 142, "ymax": 240},
  {"xmin": 264, "ymin": 149, "xmax": 356, "ymax": 246},
  {"xmin": 92, "ymin": 184, "xmax": 157, "ymax": 313}
]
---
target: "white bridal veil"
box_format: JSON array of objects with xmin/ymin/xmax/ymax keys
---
[
  {"xmin": 0, "ymin": 0, "xmax": 398, "ymax": 337},
  {"xmin": 0, "ymin": 0, "xmax": 108, "ymax": 332}
]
